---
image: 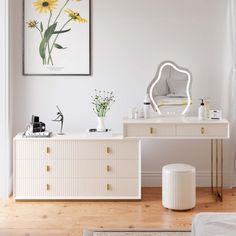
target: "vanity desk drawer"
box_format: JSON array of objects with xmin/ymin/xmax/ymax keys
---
[
  {"xmin": 176, "ymin": 124, "xmax": 229, "ymax": 138},
  {"xmin": 124, "ymin": 124, "xmax": 175, "ymax": 137}
]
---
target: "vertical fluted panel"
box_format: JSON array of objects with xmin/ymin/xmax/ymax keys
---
[
  {"xmin": 14, "ymin": 139, "xmax": 141, "ymax": 199},
  {"xmin": 162, "ymin": 164, "xmax": 196, "ymax": 210}
]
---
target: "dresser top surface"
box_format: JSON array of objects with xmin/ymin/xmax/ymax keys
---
[
  {"xmin": 14, "ymin": 133, "xmax": 124, "ymax": 141},
  {"xmin": 123, "ymin": 116, "xmax": 229, "ymax": 124}
]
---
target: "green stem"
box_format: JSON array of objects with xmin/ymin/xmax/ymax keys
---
[
  {"xmin": 36, "ymin": 26, "xmax": 43, "ymax": 39},
  {"xmin": 47, "ymin": 11, "xmax": 53, "ymax": 65},
  {"xmin": 54, "ymin": 0, "xmax": 69, "ymax": 24},
  {"xmin": 47, "ymin": 18, "xmax": 72, "ymax": 64},
  {"xmin": 36, "ymin": 26, "xmax": 46, "ymax": 64}
]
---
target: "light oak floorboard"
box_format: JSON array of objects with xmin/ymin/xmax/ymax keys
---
[{"xmin": 0, "ymin": 188, "xmax": 236, "ymax": 236}]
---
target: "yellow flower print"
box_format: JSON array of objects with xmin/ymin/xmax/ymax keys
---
[
  {"xmin": 33, "ymin": 0, "xmax": 58, "ymax": 13},
  {"xmin": 27, "ymin": 20, "xmax": 38, "ymax": 28},
  {"xmin": 65, "ymin": 9, "xmax": 87, "ymax": 23}
]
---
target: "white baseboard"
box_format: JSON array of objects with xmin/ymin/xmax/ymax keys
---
[{"xmin": 141, "ymin": 171, "xmax": 233, "ymax": 187}]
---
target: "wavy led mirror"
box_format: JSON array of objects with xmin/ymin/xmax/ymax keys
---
[{"xmin": 147, "ymin": 61, "xmax": 192, "ymax": 116}]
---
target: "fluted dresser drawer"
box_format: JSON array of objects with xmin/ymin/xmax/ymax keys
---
[
  {"xmin": 15, "ymin": 140, "xmax": 139, "ymax": 160},
  {"xmin": 16, "ymin": 159, "xmax": 139, "ymax": 179},
  {"xmin": 15, "ymin": 140, "xmax": 79, "ymax": 160},
  {"xmin": 15, "ymin": 178, "xmax": 140, "ymax": 199},
  {"xmin": 77, "ymin": 140, "xmax": 139, "ymax": 160}
]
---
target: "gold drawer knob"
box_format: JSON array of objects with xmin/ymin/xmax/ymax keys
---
[
  {"xmin": 201, "ymin": 127, "xmax": 205, "ymax": 134},
  {"xmin": 46, "ymin": 184, "xmax": 50, "ymax": 191},
  {"xmin": 46, "ymin": 147, "xmax": 50, "ymax": 154},
  {"xmin": 150, "ymin": 127, "xmax": 154, "ymax": 134},
  {"xmin": 106, "ymin": 184, "xmax": 110, "ymax": 191},
  {"xmin": 46, "ymin": 165, "xmax": 50, "ymax": 172},
  {"xmin": 106, "ymin": 165, "xmax": 110, "ymax": 172},
  {"xmin": 106, "ymin": 147, "xmax": 110, "ymax": 154}
]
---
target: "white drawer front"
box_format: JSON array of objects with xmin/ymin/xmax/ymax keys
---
[
  {"xmin": 75, "ymin": 160, "xmax": 139, "ymax": 178},
  {"xmin": 15, "ymin": 140, "xmax": 79, "ymax": 160},
  {"xmin": 16, "ymin": 159, "xmax": 139, "ymax": 178},
  {"xmin": 15, "ymin": 178, "xmax": 140, "ymax": 199},
  {"xmin": 124, "ymin": 124, "xmax": 175, "ymax": 137},
  {"xmin": 176, "ymin": 124, "xmax": 229, "ymax": 138},
  {"xmin": 77, "ymin": 140, "xmax": 139, "ymax": 160},
  {"xmin": 15, "ymin": 140, "xmax": 139, "ymax": 160}
]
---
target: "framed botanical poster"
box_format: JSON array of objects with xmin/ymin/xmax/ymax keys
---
[{"xmin": 23, "ymin": 0, "xmax": 91, "ymax": 75}]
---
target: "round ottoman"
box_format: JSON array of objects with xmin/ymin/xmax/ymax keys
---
[{"xmin": 162, "ymin": 163, "xmax": 196, "ymax": 210}]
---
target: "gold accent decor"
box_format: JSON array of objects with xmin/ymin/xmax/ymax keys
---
[
  {"xmin": 106, "ymin": 165, "xmax": 110, "ymax": 172},
  {"xmin": 106, "ymin": 184, "xmax": 110, "ymax": 191},
  {"xmin": 201, "ymin": 127, "xmax": 205, "ymax": 134},
  {"xmin": 46, "ymin": 184, "xmax": 50, "ymax": 191},
  {"xmin": 216, "ymin": 140, "xmax": 218, "ymax": 199},
  {"xmin": 46, "ymin": 147, "xmax": 50, "ymax": 154},
  {"xmin": 150, "ymin": 127, "xmax": 154, "ymax": 134},
  {"xmin": 211, "ymin": 139, "xmax": 224, "ymax": 202},
  {"xmin": 211, "ymin": 139, "xmax": 213, "ymax": 193},
  {"xmin": 46, "ymin": 165, "xmax": 50, "ymax": 172},
  {"xmin": 221, "ymin": 139, "xmax": 223, "ymax": 200},
  {"xmin": 106, "ymin": 147, "xmax": 110, "ymax": 154}
]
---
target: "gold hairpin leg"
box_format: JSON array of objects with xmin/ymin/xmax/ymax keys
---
[
  {"xmin": 216, "ymin": 139, "xmax": 218, "ymax": 200},
  {"xmin": 211, "ymin": 139, "xmax": 213, "ymax": 193},
  {"xmin": 221, "ymin": 139, "xmax": 223, "ymax": 200},
  {"xmin": 211, "ymin": 139, "xmax": 223, "ymax": 202}
]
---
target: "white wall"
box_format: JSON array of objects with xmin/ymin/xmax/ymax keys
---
[{"xmin": 11, "ymin": 0, "xmax": 232, "ymax": 186}]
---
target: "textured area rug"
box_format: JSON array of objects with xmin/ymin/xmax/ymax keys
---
[{"xmin": 84, "ymin": 230, "xmax": 191, "ymax": 236}]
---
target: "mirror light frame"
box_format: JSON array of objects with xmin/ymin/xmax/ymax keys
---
[{"xmin": 148, "ymin": 61, "xmax": 192, "ymax": 116}]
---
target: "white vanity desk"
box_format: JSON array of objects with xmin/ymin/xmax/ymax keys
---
[{"xmin": 123, "ymin": 116, "xmax": 230, "ymax": 201}]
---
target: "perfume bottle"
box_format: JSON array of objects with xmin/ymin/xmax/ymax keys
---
[
  {"xmin": 144, "ymin": 93, "xmax": 151, "ymax": 119},
  {"xmin": 198, "ymin": 99, "xmax": 205, "ymax": 120}
]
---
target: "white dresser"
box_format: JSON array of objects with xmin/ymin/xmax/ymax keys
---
[{"xmin": 13, "ymin": 134, "xmax": 141, "ymax": 200}]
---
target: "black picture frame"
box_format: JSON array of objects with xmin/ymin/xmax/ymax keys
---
[{"xmin": 23, "ymin": 0, "xmax": 91, "ymax": 76}]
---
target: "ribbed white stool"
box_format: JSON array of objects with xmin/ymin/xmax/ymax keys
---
[{"xmin": 162, "ymin": 163, "xmax": 196, "ymax": 210}]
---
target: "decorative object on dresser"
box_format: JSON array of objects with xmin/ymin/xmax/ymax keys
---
[
  {"xmin": 52, "ymin": 105, "xmax": 64, "ymax": 135},
  {"xmin": 123, "ymin": 116, "xmax": 229, "ymax": 202},
  {"xmin": 86, "ymin": 128, "xmax": 113, "ymax": 137},
  {"xmin": 13, "ymin": 134, "xmax": 141, "ymax": 200},
  {"xmin": 210, "ymin": 110, "xmax": 222, "ymax": 120},
  {"xmin": 198, "ymin": 99, "xmax": 206, "ymax": 120},
  {"xmin": 91, "ymin": 90, "xmax": 115, "ymax": 132},
  {"xmin": 147, "ymin": 61, "xmax": 192, "ymax": 116},
  {"xmin": 24, "ymin": 115, "xmax": 51, "ymax": 138}
]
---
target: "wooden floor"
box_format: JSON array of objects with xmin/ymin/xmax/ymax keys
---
[{"xmin": 1, "ymin": 188, "xmax": 236, "ymax": 236}]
